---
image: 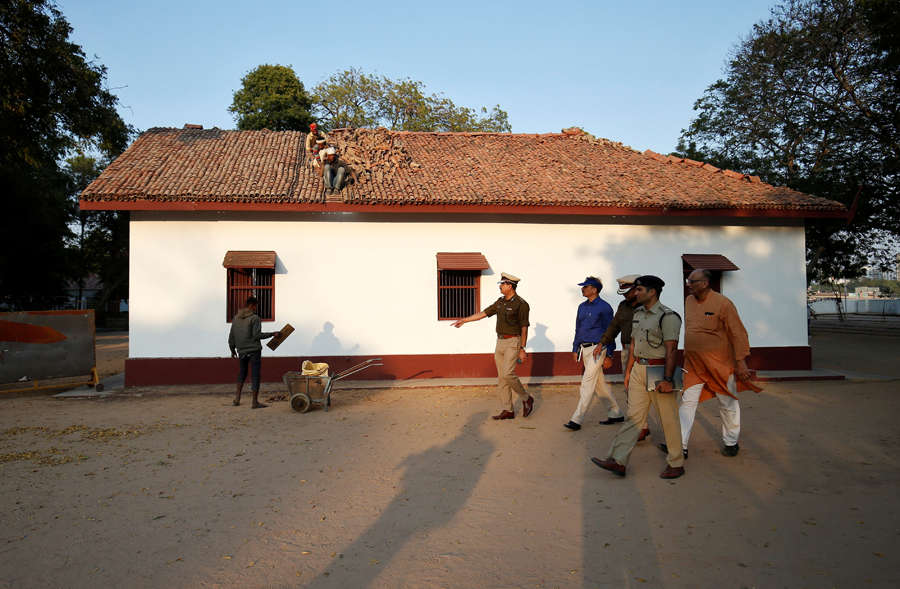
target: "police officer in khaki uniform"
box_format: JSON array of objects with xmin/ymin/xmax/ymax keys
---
[
  {"xmin": 452, "ymin": 272, "xmax": 535, "ymax": 420},
  {"xmin": 591, "ymin": 275, "xmax": 686, "ymax": 479}
]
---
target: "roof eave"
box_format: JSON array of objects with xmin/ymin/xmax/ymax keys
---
[
  {"xmin": 79, "ymin": 200, "xmax": 847, "ymax": 219},
  {"xmin": 79, "ymin": 199, "xmax": 848, "ymax": 219}
]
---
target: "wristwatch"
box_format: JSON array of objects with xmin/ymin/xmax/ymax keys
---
[
  {"xmin": 520, "ymin": 346, "xmax": 526, "ymax": 350},
  {"xmin": 663, "ymin": 376, "xmax": 674, "ymax": 383}
]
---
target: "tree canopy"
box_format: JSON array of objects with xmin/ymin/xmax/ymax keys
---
[
  {"xmin": 312, "ymin": 68, "xmax": 511, "ymax": 132},
  {"xmin": 677, "ymin": 0, "xmax": 899, "ymax": 282},
  {"xmin": 1, "ymin": 0, "xmax": 130, "ymax": 307},
  {"xmin": 229, "ymin": 66, "xmax": 511, "ymax": 133},
  {"xmin": 65, "ymin": 155, "xmax": 129, "ymax": 317},
  {"xmin": 228, "ymin": 64, "xmax": 315, "ymax": 131}
]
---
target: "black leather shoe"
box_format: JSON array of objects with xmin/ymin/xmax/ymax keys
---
[
  {"xmin": 492, "ymin": 410, "xmax": 515, "ymax": 420},
  {"xmin": 721, "ymin": 444, "xmax": 740, "ymax": 457},
  {"xmin": 657, "ymin": 443, "xmax": 688, "ymax": 459},
  {"xmin": 598, "ymin": 416, "xmax": 625, "ymax": 425},
  {"xmin": 591, "ymin": 457, "xmax": 626, "ymax": 477},
  {"xmin": 522, "ymin": 396, "xmax": 535, "ymax": 418},
  {"xmin": 563, "ymin": 421, "xmax": 581, "ymax": 431}
]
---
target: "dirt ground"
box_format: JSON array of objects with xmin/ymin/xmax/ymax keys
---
[
  {"xmin": 2, "ymin": 368, "xmax": 899, "ymax": 588},
  {"xmin": 96, "ymin": 331, "xmax": 129, "ymax": 378}
]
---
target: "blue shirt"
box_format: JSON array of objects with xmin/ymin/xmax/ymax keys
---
[{"xmin": 572, "ymin": 296, "xmax": 616, "ymax": 355}]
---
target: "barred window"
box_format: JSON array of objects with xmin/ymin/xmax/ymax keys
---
[
  {"xmin": 223, "ymin": 251, "xmax": 276, "ymax": 322},
  {"xmin": 438, "ymin": 270, "xmax": 480, "ymax": 320},
  {"xmin": 435, "ymin": 252, "xmax": 489, "ymax": 320},
  {"xmin": 227, "ymin": 268, "xmax": 275, "ymax": 321}
]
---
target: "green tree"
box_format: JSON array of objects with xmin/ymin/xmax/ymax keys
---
[
  {"xmin": 312, "ymin": 68, "xmax": 511, "ymax": 132},
  {"xmin": 311, "ymin": 68, "xmax": 384, "ymax": 130},
  {"xmin": 229, "ymin": 64, "xmax": 314, "ymax": 131},
  {"xmin": 676, "ymin": 0, "xmax": 899, "ymax": 283},
  {"xmin": 64, "ymin": 155, "xmax": 129, "ymax": 319},
  {"xmin": 1, "ymin": 0, "xmax": 130, "ymax": 308}
]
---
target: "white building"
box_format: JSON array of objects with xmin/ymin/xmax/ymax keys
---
[
  {"xmin": 864, "ymin": 265, "xmax": 898, "ymax": 281},
  {"xmin": 80, "ymin": 127, "xmax": 846, "ymax": 386}
]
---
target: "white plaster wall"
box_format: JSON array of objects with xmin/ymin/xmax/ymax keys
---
[{"xmin": 129, "ymin": 214, "xmax": 808, "ymax": 358}]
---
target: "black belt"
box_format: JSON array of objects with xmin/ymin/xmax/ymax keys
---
[{"xmin": 579, "ymin": 342, "xmax": 599, "ymax": 348}]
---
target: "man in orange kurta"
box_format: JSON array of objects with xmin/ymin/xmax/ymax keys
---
[{"xmin": 680, "ymin": 269, "xmax": 761, "ymax": 457}]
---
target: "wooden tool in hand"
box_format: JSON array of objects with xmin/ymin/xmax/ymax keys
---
[{"xmin": 266, "ymin": 324, "xmax": 294, "ymax": 350}]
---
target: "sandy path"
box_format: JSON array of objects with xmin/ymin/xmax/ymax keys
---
[
  {"xmin": 1, "ymin": 378, "xmax": 898, "ymax": 588},
  {"xmin": 95, "ymin": 331, "xmax": 128, "ymax": 378}
]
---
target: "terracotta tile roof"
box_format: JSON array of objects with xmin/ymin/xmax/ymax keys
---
[
  {"xmin": 682, "ymin": 254, "xmax": 740, "ymax": 271},
  {"xmin": 222, "ymin": 251, "xmax": 276, "ymax": 268},
  {"xmin": 80, "ymin": 127, "xmax": 845, "ymax": 215},
  {"xmin": 436, "ymin": 252, "xmax": 490, "ymax": 270}
]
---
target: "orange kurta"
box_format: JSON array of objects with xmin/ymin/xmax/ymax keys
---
[{"xmin": 683, "ymin": 291, "xmax": 761, "ymax": 402}]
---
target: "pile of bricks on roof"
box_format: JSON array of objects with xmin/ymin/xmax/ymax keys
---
[{"xmin": 329, "ymin": 128, "xmax": 420, "ymax": 187}]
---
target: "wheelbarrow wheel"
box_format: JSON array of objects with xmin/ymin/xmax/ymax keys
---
[{"xmin": 291, "ymin": 393, "xmax": 311, "ymax": 413}]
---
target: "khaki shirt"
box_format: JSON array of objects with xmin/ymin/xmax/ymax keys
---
[
  {"xmin": 483, "ymin": 295, "xmax": 530, "ymax": 336},
  {"xmin": 631, "ymin": 300, "xmax": 681, "ymax": 359},
  {"xmin": 305, "ymin": 130, "xmax": 328, "ymax": 154},
  {"xmin": 600, "ymin": 299, "xmax": 636, "ymax": 347}
]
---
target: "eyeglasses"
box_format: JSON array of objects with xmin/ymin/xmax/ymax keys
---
[{"xmin": 685, "ymin": 279, "xmax": 708, "ymax": 285}]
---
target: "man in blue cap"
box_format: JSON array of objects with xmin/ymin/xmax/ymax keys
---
[{"xmin": 564, "ymin": 276, "xmax": 619, "ymax": 431}]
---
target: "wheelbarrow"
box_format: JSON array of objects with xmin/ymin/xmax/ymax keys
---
[{"xmin": 282, "ymin": 358, "xmax": 383, "ymax": 413}]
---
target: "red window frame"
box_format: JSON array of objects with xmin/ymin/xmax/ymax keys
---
[
  {"xmin": 437, "ymin": 269, "xmax": 481, "ymax": 320},
  {"xmin": 226, "ymin": 267, "xmax": 275, "ymax": 322}
]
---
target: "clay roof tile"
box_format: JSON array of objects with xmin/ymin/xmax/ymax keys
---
[{"xmin": 80, "ymin": 127, "xmax": 845, "ymax": 214}]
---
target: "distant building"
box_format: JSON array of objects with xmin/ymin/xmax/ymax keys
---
[
  {"xmin": 63, "ymin": 275, "xmax": 128, "ymax": 312},
  {"xmin": 64, "ymin": 275, "xmax": 103, "ymax": 310},
  {"xmin": 864, "ymin": 265, "xmax": 898, "ymax": 281}
]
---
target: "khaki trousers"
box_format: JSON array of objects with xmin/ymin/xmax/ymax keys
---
[
  {"xmin": 621, "ymin": 346, "xmax": 650, "ymax": 430},
  {"xmin": 608, "ymin": 363, "xmax": 684, "ymax": 468},
  {"xmin": 494, "ymin": 336, "xmax": 529, "ymax": 411}
]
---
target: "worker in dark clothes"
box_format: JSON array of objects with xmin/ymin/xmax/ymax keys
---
[{"xmin": 228, "ymin": 296, "xmax": 279, "ymax": 409}]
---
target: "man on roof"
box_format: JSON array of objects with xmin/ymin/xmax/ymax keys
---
[
  {"xmin": 320, "ymin": 146, "xmax": 346, "ymax": 196},
  {"xmin": 305, "ymin": 123, "xmax": 328, "ymax": 160}
]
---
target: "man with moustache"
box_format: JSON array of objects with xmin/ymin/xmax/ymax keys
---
[
  {"xmin": 591, "ymin": 275, "xmax": 685, "ymax": 479},
  {"xmin": 452, "ymin": 272, "xmax": 534, "ymax": 421},
  {"xmin": 596, "ymin": 274, "xmax": 652, "ymax": 439},
  {"xmin": 563, "ymin": 276, "xmax": 618, "ymax": 431},
  {"xmin": 675, "ymin": 269, "xmax": 760, "ymax": 458}
]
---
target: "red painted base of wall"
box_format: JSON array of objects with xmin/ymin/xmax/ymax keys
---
[{"xmin": 124, "ymin": 347, "xmax": 811, "ymax": 387}]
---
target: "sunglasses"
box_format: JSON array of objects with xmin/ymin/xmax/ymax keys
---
[{"xmin": 685, "ymin": 279, "xmax": 708, "ymax": 285}]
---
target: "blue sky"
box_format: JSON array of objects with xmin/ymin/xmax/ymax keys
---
[{"xmin": 58, "ymin": 0, "xmax": 777, "ymax": 154}]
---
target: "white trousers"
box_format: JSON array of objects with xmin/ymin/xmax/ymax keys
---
[
  {"xmin": 679, "ymin": 375, "xmax": 740, "ymax": 449},
  {"xmin": 570, "ymin": 346, "xmax": 622, "ymax": 424}
]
